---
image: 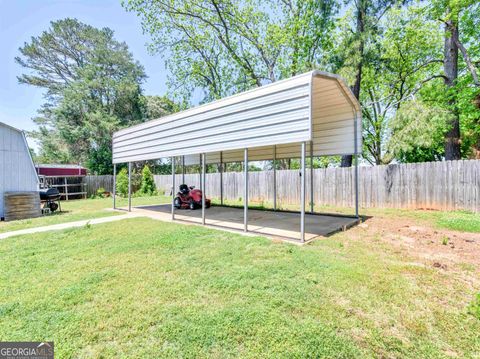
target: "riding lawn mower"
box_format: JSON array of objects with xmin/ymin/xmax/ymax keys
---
[{"xmin": 174, "ymin": 184, "xmax": 211, "ymax": 210}]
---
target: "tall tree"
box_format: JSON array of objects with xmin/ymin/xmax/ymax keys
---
[
  {"xmin": 359, "ymin": 4, "xmax": 442, "ymax": 164},
  {"xmin": 418, "ymin": 0, "xmax": 480, "ymax": 160},
  {"xmin": 16, "ymin": 18, "xmax": 147, "ymax": 174},
  {"xmin": 437, "ymin": 0, "xmax": 479, "ymax": 159},
  {"xmin": 122, "ymin": 0, "xmax": 479, "ymax": 165},
  {"xmin": 123, "ymin": 0, "xmax": 337, "ymax": 102},
  {"xmin": 443, "ymin": 7, "xmax": 462, "ymax": 159},
  {"xmin": 336, "ymin": 0, "xmax": 407, "ymax": 167}
]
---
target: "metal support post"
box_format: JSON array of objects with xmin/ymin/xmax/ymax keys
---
[
  {"xmin": 244, "ymin": 148, "xmax": 248, "ymax": 232},
  {"xmin": 201, "ymin": 153, "xmax": 206, "ymax": 225},
  {"xmin": 171, "ymin": 157, "xmax": 175, "ymax": 220},
  {"xmin": 300, "ymin": 142, "xmax": 306, "ymax": 242},
  {"xmin": 220, "ymin": 152, "xmax": 224, "ymax": 206},
  {"xmin": 128, "ymin": 162, "xmax": 132, "ymax": 212},
  {"xmin": 310, "ymin": 142, "xmax": 314, "ymax": 213},
  {"xmin": 273, "ymin": 145, "xmax": 277, "ymax": 211},
  {"xmin": 199, "ymin": 154, "xmax": 202, "ymax": 190},
  {"xmin": 353, "ymin": 113, "xmax": 359, "ymax": 218},
  {"xmin": 113, "ymin": 163, "xmax": 116, "ymax": 209},
  {"xmin": 182, "ymin": 155, "xmax": 185, "ymax": 184}
]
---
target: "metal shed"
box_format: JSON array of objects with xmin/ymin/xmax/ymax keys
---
[
  {"xmin": 112, "ymin": 70, "xmax": 362, "ymax": 242},
  {"xmin": 0, "ymin": 122, "xmax": 39, "ymax": 219}
]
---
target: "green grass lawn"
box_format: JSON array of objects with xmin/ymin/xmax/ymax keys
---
[
  {"xmin": 362, "ymin": 207, "xmax": 480, "ymax": 233},
  {"xmin": 0, "ymin": 195, "xmax": 169, "ymax": 233},
  {"xmin": 2, "ymin": 195, "xmax": 477, "ymax": 235},
  {"xmin": 0, "ymin": 217, "xmax": 479, "ymax": 358}
]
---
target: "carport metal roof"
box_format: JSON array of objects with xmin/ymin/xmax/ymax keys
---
[{"xmin": 112, "ymin": 70, "xmax": 361, "ymax": 164}]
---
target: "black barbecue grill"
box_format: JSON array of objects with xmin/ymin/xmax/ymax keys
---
[{"xmin": 39, "ymin": 188, "xmax": 62, "ymax": 212}]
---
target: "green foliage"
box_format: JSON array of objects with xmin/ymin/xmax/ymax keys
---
[
  {"xmin": 17, "ymin": 18, "xmax": 147, "ymax": 173},
  {"xmin": 124, "ymin": 0, "xmax": 480, "ymax": 165},
  {"xmin": 388, "ymin": 101, "xmax": 449, "ymax": 163},
  {"xmin": 267, "ymin": 157, "xmax": 340, "ymax": 170},
  {"xmin": 138, "ymin": 165, "xmax": 156, "ymax": 196},
  {"xmin": 220, "ymin": 162, "xmax": 262, "ymax": 172},
  {"xmin": 18, "ymin": 3, "xmax": 480, "ymax": 168},
  {"xmin": 123, "ymin": 0, "xmax": 338, "ymax": 103},
  {"xmin": 469, "ymin": 293, "xmax": 480, "ymax": 320},
  {"xmin": 144, "ymin": 95, "xmax": 179, "ymax": 120},
  {"xmin": 436, "ymin": 211, "xmax": 480, "ymax": 233},
  {"xmin": 116, "ymin": 166, "xmax": 147, "ymax": 197},
  {"xmin": 86, "ymin": 142, "xmax": 114, "ymax": 175},
  {"xmin": 116, "ymin": 168, "xmax": 129, "ymax": 197},
  {"xmin": 334, "ymin": 0, "xmax": 480, "ymax": 163},
  {"xmin": 154, "ymin": 160, "xmax": 173, "ymax": 175},
  {"xmin": 96, "ymin": 187, "xmax": 107, "ymax": 198}
]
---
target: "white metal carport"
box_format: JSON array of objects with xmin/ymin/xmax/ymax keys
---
[{"xmin": 112, "ymin": 70, "xmax": 362, "ymax": 242}]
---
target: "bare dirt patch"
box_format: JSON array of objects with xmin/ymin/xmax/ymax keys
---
[{"xmin": 351, "ymin": 214, "xmax": 480, "ymax": 279}]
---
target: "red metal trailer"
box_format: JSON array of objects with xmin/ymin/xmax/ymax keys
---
[{"xmin": 36, "ymin": 164, "xmax": 87, "ymax": 200}]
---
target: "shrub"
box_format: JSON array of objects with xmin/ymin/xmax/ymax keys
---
[
  {"xmin": 96, "ymin": 187, "xmax": 107, "ymax": 198},
  {"xmin": 116, "ymin": 168, "xmax": 129, "ymax": 197},
  {"xmin": 138, "ymin": 165, "xmax": 156, "ymax": 196}
]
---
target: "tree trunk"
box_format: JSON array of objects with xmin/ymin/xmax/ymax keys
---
[
  {"xmin": 443, "ymin": 17, "xmax": 461, "ymax": 160},
  {"xmin": 341, "ymin": 1, "xmax": 364, "ymax": 167}
]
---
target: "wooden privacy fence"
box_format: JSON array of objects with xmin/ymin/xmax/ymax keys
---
[
  {"xmin": 152, "ymin": 160, "xmax": 479, "ymax": 212},
  {"xmin": 84, "ymin": 160, "xmax": 479, "ymax": 212},
  {"xmin": 84, "ymin": 175, "xmax": 114, "ymax": 197}
]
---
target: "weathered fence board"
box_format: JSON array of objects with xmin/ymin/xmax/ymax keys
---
[
  {"xmin": 86, "ymin": 160, "xmax": 480, "ymax": 212},
  {"xmin": 84, "ymin": 175, "xmax": 113, "ymax": 197}
]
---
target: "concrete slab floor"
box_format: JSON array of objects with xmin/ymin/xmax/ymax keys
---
[{"xmin": 129, "ymin": 204, "xmax": 360, "ymax": 243}]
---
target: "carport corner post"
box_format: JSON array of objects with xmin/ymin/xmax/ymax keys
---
[
  {"xmin": 354, "ymin": 112, "xmax": 359, "ymax": 218},
  {"xmin": 128, "ymin": 162, "xmax": 132, "ymax": 212},
  {"xmin": 182, "ymin": 155, "xmax": 185, "ymax": 184},
  {"xmin": 300, "ymin": 142, "xmax": 306, "ymax": 242},
  {"xmin": 201, "ymin": 153, "xmax": 206, "ymax": 225},
  {"xmin": 244, "ymin": 148, "xmax": 248, "ymax": 232},
  {"xmin": 113, "ymin": 163, "xmax": 116, "ymax": 209},
  {"xmin": 220, "ymin": 151, "xmax": 224, "ymax": 206},
  {"xmin": 171, "ymin": 157, "xmax": 175, "ymax": 220},
  {"xmin": 273, "ymin": 145, "xmax": 277, "ymax": 211}
]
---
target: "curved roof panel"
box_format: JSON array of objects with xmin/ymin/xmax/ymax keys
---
[{"xmin": 112, "ymin": 71, "xmax": 361, "ymax": 164}]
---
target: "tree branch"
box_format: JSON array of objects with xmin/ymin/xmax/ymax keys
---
[
  {"xmin": 452, "ymin": 36, "xmax": 479, "ymax": 86},
  {"xmin": 410, "ymin": 74, "xmax": 449, "ymax": 96}
]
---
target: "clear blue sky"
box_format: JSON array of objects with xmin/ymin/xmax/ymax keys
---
[{"xmin": 0, "ymin": 0, "xmax": 170, "ymax": 146}]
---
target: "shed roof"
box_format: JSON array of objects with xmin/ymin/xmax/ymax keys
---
[
  {"xmin": 112, "ymin": 70, "xmax": 361, "ymax": 164},
  {"xmin": 36, "ymin": 164, "xmax": 87, "ymax": 177}
]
